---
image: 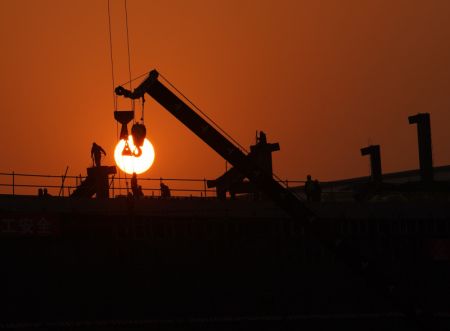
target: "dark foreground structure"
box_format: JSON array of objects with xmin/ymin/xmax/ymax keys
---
[
  {"xmin": 1, "ymin": 69, "xmax": 449, "ymax": 329},
  {"xmin": 1, "ymin": 194, "xmax": 450, "ymax": 330}
]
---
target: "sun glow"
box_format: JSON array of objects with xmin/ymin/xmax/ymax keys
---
[{"xmin": 114, "ymin": 135, "xmax": 155, "ymax": 174}]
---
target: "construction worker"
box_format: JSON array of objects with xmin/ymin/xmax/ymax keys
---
[
  {"xmin": 91, "ymin": 142, "xmax": 106, "ymax": 167},
  {"xmin": 137, "ymin": 185, "xmax": 144, "ymax": 197},
  {"xmin": 160, "ymin": 182, "xmax": 171, "ymax": 198},
  {"xmin": 131, "ymin": 172, "xmax": 139, "ymax": 197}
]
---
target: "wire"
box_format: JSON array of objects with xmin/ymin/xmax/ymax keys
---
[
  {"xmin": 124, "ymin": 0, "xmax": 136, "ymax": 117},
  {"xmin": 157, "ymin": 73, "xmax": 297, "ymax": 190},
  {"xmin": 141, "ymin": 97, "xmax": 145, "ymax": 122},
  {"xmin": 118, "ymin": 70, "xmax": 150, "ymax": 87},
  {"xmin": 159, "ymin": 73, "xmax": 249, "ymax": 154},
  {"xmin": 124, "ymin": 0, "xmax": 133, "ymax": 101},
  {"xmin": 107, "ymin": 0, "xmax": 117, "ymax": 110}
]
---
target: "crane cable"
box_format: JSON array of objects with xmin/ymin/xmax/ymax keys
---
[
  {"xmin": 108, "ymin": 0, "xmax": 132, "ymax": 194},
  {"xmin": 107, "ymin": 0, "xmax": 121, "ymax": 195},
  {"xmin": 107, "ymin": 0, "xmax": 117, "ymax": 111},
  {"xmin": 124, "ymin": 0, "xmax": 137, "ymax": 120},
  {"xmin": 117, "ymin": 71, "xmax": 245, "ymax": 152},
  {"xmin": 159, "ymin": 73, "xmax": 249, "ymax": 154},
  {"xmin": 123, "ymin": 0, "xmax": 145, "ymax": 122}
]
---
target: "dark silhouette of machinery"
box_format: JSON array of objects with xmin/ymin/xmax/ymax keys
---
[
  {"xmin": 207, "ymin": 131, "xmax": 279, "ymax": 199},
  {"xmin": 115, "ymin": 70, "xmax": 438, "ymax": 323},
  {"xmin": 114, "ymin": 110, "xmax": 147, "ymax": 157},
  {"xmin": 115, "ymin": 69, "xmax": 314, "ymax": 222},
  {"xmin": 131, "ymin": 123, "xmax": 146, "ymax": 156},
  {"xmin": 114, "ymin": 110, "xmax": 134, "ymax": 156}
]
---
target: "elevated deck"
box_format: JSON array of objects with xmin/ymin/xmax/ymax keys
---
[
  {"xmin": 0, "ymin": 194, "xmax": 449, "ymax": 328},
  {"xmin": 0, "ymin": 193, "xmax": 450, "ymax": 220}
]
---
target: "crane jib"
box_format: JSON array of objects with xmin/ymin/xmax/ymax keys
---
[
  {"xmin": 114, "ymin": 70, "xmax": 429, "ymax": 327},
  {"xmin": 115, "ymin": 71, "xmax": 313, "ymax": 219}
]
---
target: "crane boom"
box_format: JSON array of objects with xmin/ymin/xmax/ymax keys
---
[
  {"xmin": 115, "ymin": 69, "xmax": 425, "ymax": 326},
  {"xmin": 115, "ymin": 70, "xmax": 315, "ymax": 222}
]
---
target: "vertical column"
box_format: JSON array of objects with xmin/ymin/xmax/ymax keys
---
[
  {"xmin": 360, "ymin": 145, "xmax": 382, "ymax": 183},
  {"xmin": 408, "ymin": 113, "xmax": 433, "ymax": 182}
]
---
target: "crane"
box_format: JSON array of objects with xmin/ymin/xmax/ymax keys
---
[
  {"xmin": 115, "ymin": 69, "xmax": 427, "ymax": 328},
  {"xmin": 115, "ymin": 70, "xmax": 315, "ymax": 223}
]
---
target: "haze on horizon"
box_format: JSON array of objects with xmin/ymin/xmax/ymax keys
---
[{"xmin": 0, "ymin": 0, "xmax": 449, "ymax": 186}]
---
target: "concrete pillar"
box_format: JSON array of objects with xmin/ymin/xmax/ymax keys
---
[
  {"xmin": 408, "ymin": 113, "xmax": 433, "ymax": 182},
  {"xmin": 361, "ymin": 145, "xmax": 382, "ymax": 183}
]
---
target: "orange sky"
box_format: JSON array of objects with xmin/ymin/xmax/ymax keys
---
[{"xmin": 0, "ymin": 0, "xmax": 449, "ymax": 187}]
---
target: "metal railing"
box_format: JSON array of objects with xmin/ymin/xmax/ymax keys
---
[
  {"xmin": 0, "ymin": 171, "xmax": 311, "ymax": 199},
  {"xmin": 110, "ymin": 176, "xmax": 217, "ymax": 198},
  {"xmin": 0, "ymin": 171, "xmax": 359, "ymax": 202}
]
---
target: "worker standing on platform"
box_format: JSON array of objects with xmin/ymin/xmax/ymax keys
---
[
  {"xmin": 91, "ymin": 142, "xmax": 106, "ymax": 167},
  {"xmin": 160, "ymin": 182, "xmax": 171, "ymax": 198},
  {"xmin": 305, "ymin": 175, "xmax": 314, "ymax": 201},
  {"xmin": 131, "ymin": 172, "xmax": 139, "ymax": 197}
]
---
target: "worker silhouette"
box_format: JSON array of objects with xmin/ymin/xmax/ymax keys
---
[
  {"xmin": 137, "ymin": 185, "xmax": 144, "ymax": 198},
  {"xmin": 131, "ymin": 172, "xmax": 141, "ymax": 198},
  {"xmin": 305, "ymin": 175, "xmax": 322, "ymax": 202},
  {"xmin": 304, "ymin": 175, "xmax": 314, "ymax": 201},
  {"xmin": 91, "ymin": 142, "xmax": 106, "ymax": 167},
  {"xmin": 160, "ymin": 182, "xmax": 171, "ymax": 198}
]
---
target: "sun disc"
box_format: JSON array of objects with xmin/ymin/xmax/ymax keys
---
[{"xmin": 114, "ymin": 135, "xmax": 155, "ymax": 174}]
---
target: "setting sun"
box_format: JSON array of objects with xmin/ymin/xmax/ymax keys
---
[{"xmin": 114, "ymin": 135, "xmax": 155, "ymax": 174}]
